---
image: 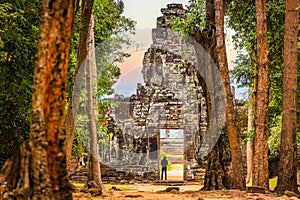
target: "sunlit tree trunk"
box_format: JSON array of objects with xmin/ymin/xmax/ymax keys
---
[
  {"xmin": 246, "ymin": 89, "xmax": 254, "ymax": 185},
  {"xmin": 275, "ymin": 0, "xmax": 299, "ymax": 194},
  {"xmin": 252, "ymin": 0, "xmax": 270, "ymax": 190},
  {"xmin": 65, "ymin": 0, "xmax": 95, "ymax": 166},
  {"xmin": 30, "ymin": 0, "xmax": 75, "ymax": 199},
  {"xmin": 214, "ymin": 0, "xmax": 245, "ymax": 190},
  {"xmin": 85, "ymin": 15, "xmax": 105, "ymax": 190},
  {"xmin": 195, "ymin": 0, "xmax": 239, "ymax": 190}
]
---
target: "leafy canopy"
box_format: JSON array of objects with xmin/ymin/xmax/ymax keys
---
[{"xmin": 0, "ymin": 0, "xmax": 41, "ymax": 166}]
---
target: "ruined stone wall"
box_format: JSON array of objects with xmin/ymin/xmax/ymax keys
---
[
  {"xmin": 140, "ymin": 3, "xmax": 208, "ymax": 181},
  {"xmin": 96, "ymin": 3, "xmax": 209, "ymax": 183}
]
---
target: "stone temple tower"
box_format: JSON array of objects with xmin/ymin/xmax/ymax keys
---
[{"xmin": 103, "ymin": 4, "xmax": 210, "ymax": 183}]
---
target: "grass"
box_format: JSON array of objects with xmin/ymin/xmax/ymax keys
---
[
  {"xmin": 269, "ymin": 177, "xmax": 278, "ymax": 190},
  {"xmin": 247, "ymin": 171, "xmax": 300, "ymax": 191},
  {"xmin": 159, "ymin": 163, "xmax": 183, "ymax": 171},
  {"xmin": 269, "ymin": 170, "xmax": 300, "ymax": 190},
  {"xmin": 73, "ymin": 183, "xmax": 84, "ymax": 189},
  {"xmin": 167, "ymin": 163, "xmax": 183, "ymax": 171},
  {"xmin": 104, "ymin": 184, "xmax": 137, "ymax": 191},
  {"xmin": 246, "ymin": 177, "xmax": 278, "ymax": 190},
  {"xmin": 160, "ymin": 151, "xmax": 183, "ymax": 161}
]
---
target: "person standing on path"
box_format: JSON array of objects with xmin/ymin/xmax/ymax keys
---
[{"xmin": 161, "ymin": 156, "xmax": 168, "ymax": 180}]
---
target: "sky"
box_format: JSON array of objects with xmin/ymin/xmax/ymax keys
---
[
  {"xmin": 123, "ymin": 0, "xmax": 189, "ymax": 29},
  {"xmin": 112, "ymin": 0, "xmax": 247, "ymax": 99}
]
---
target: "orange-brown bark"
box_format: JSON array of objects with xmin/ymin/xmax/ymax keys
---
[
  {"xmin": 252, "ymin": 0, "xmax": 270, "ymax": 190},
  {"xmin": 275, "ymin": 0, "xmax": 299, "ymax": 194},
  {"xmin": 30, "ymin": 0, "xmax": 75, "ymax": 199},
  {"xmin": 214, "ymin": 0, "xmax": 245, "ymax": 190},
  {"xmin": 65, "ymin": 0, "xmax": 95, "ymax": 166}
]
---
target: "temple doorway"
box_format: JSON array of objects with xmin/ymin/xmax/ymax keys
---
[{"xmin": 159, "ymin": 129, "xmax": 184, "ymax": 180}]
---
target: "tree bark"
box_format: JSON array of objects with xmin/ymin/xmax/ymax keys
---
[
  {"xmin": 252, "ymin": 0, "xmax": 270, "ymax": 190},
  {"xmin": 86, "ymin": 59, "xmax": 104, "ymax": 189},
  {"xmin": 0, "ymin": 142, "xmax": 31, "ymax": 198},
  {"xmin": 194, "ymin": 0, "xmax": 238, "ymax": 190},
  {"xmin": 275, "ymin": 0, "xmax": 299, "ymax": 194},
  {"xmin": 214, "ymin": 0, "xmax": 245, "ymax": 190},
  {"xmin": 246, "ymin": 89, "xmax": 254, "ymax": 185},
  {"xmin": 65, "ymin": 0, "xmax": 95, "ymax": 166},
  {"xmin": 30, "ymin": 0, "xmax": 75, "ymax": 199},
  {"xmin": 85, "ymin": 15, "xmax": 105, "ymax": 190},
  {"xmin": 202, "ymin": 134, "xmax": 233, "ymax": 190}
]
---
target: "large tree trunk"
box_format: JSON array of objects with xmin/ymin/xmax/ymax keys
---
[
  {"xmin": 252, "ymin": 0, "xmax": 270, "ymax": 190},
  {"xmin": 65, "ymin": 0, "xmax": 95, "ymax": 166},
  {"xmin": 85, "ymin": 15, "xmax": 105, "ymax": 190},
  {"xmin": 194, "ymin": 0, "xmax": 237, "ymax": 190},
  {"xmin": 275, "ymin": 0, "xmax": 299, "ymax": 194},
  {"xmin": 29, "ymin": 0, "xmax": 75, "ymax": 199},
  {"xmin": 202, "ymin": 134, "xmax": 233, "ymax": 190},
  {"xmin": 214, "ymin": 0, "xmax": 245, "ymax": 190},
  {"xmin": 0, "ymin": 142, "xmax": 31, "ymax": 199},
  {"xmin": 246, "ymin": 90, "xmax": 254, "ymax": 185}
]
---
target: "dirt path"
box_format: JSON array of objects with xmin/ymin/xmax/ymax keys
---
[{"xmin": 73, "ymin": 183, "xmax": 299, "ymax": 200}]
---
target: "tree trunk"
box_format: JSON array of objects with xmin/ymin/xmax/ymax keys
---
[
  {"xmin": 194, "ymin": 0, "xmax": 235, "ymax": 190},
  {"xmin": 29, "ymin": 0, "xmax": 75, "ymax": 199},
  {"xmin": 275, "ymin": 0, "xmax": 299, "ymax": 194},
  {"xmin": 86, "ymin": 62, "xmax": 104, "ymax": 189},
  {"xmin": 252, "ymin": 0, "xmax": 270, "ymax": 190},
  {"xmin": 202, "ymin": 134, "xmax": 233, "ymax": 190},
  {"xmin": 85, "ymin": 15, "xmax": 105, "ymax": 190},
  {"xmin": 246, "ymin": 89, "xmax": 254, "ymax": 185},
  {"xmin": 214, "ymin": 0, "xmax": 245, "ymax": 190},
  {"xmin": 0, "ymin": 142, "xmax": 31, "ymax": 199},
  {"xmin": 65, "ymin": 0, "xmax": 95, "ymax": 166}
]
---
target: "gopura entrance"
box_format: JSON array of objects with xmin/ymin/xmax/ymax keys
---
[
  {"xmin": 100, "ymin": 4, "xmax": 209, "ymax": 183},
  {"xmin": 159, "ymin": 129, "xmax": 184, "ymax": 180}
]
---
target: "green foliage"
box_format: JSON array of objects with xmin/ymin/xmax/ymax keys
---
[
  {"xmin": 93, "ymin": 0, "xmax": 135, "ymax": 44},
  {"xmin": 160, "ymin": 150, "xmax": 167, "ymax": 161},
  {"xmin": 0, "ymin": 0, "xmax": 135, "ymax": 164},
  {"xmin": 170, "ymin": 0, "xmax": 206, "ymax": 36},
  {"xmin": 72, "ymin": 133, "xmax": 86, "ymax": 159},
  {"xmin": 166, "ymin": 164, "xmax": 183, "ymax": 172},
  {"xmin": 67, "ymin": 12, "xmax": 80, "ymax": 96},
  {"xmin": 268, "ymin": 116, "xmax": 281, "ymax": 159},
  {"xmin": 71, "ymin": 0, "xmax": 136, "ymax": 157},
  {"xmin": 228, "ymin": 0, "xmax": 286, "ymax": 97},
  {"xmin": 93, "ymin": 0, "xmax": 135, "ymax": 147},
  {"xmin": 268, "ymin": 114, "xmax": 300, "ymax": 159},
  {"xmin": 73, "ymin": 100, "xmax": 110, "ymax": 159},
  {"xmin": 67, "ymin": 0, "xmax": 135, "ymax": 102},
  {"xmin": 93, "ymin": 0, "xmax": 135, "ymax": 146},
  {"xmin": 72, "ymin": 115, "xmax": 89, "ymax": 158},
  {"xmin": 227, "ymin": 0, "xmax": 300, "ymax": 159},
  {"xmin": 230, "ymin": 54, "xmax": 254, "ymax": 88},
  {"xmin": 0, "ymin": 0, "xmax": 41, "ymax": 166},
  {"xmin": 242, "ymin": 128, "xmax": 255, "ymax": 144},
  {"xmin": 227, "ymin": 0, "xmax": 286, "ymax": 93}
]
